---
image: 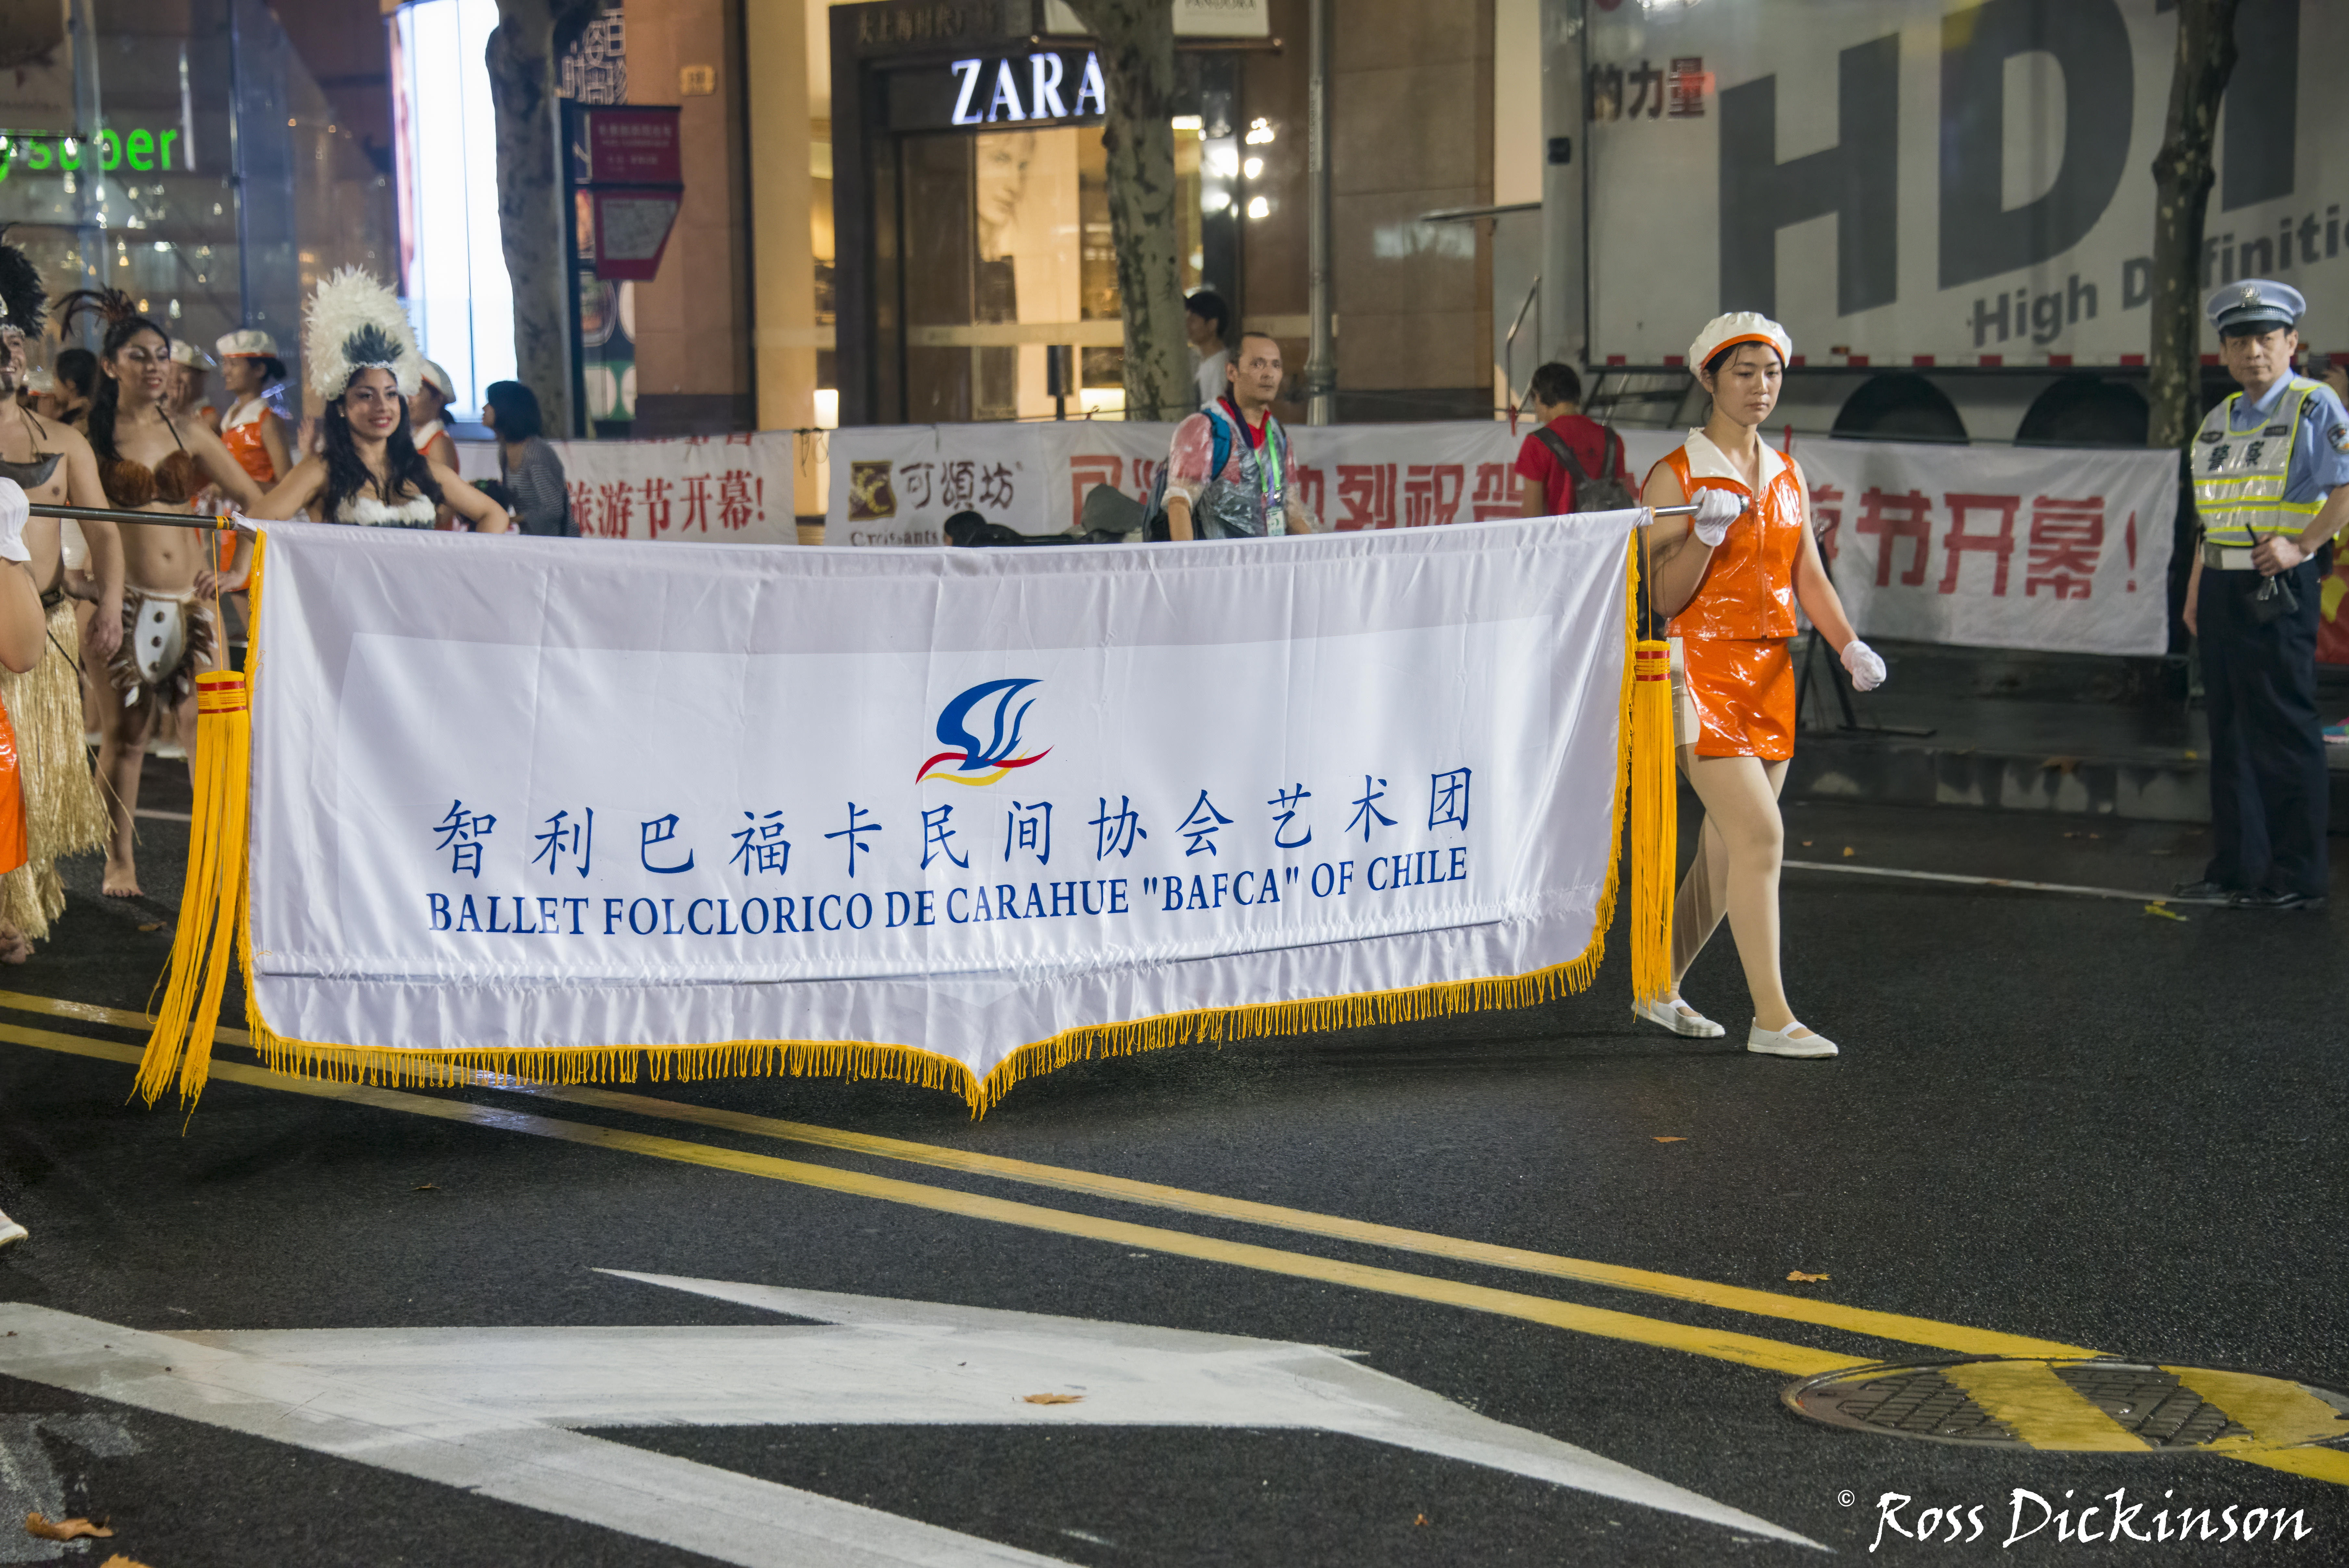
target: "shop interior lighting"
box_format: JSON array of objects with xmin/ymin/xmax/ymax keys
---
[
  {"xmin": 1202, "ymin": 189, "xmax": 1231, "ymax": 215},
  {"xmin": 1246, "ymin": 195, "xmax": 1268, "ymax": 220},
  {"xmin": 1242, "ymin": 156, "xmax": 1262, "ymax": 180},
  {"xmin": 1244, "ymin": 117, "xmax": 1275, "ymax": 145},
  {"xmin": 1210, "ymin": 146, "xmax": 1239, "ymax": 178},
  {"xmin": 1170, "ymin": 115, "xmax": 1202, "ymax": 131}
]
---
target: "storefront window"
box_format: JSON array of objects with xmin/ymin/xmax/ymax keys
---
[{"xmin": 0, "ymin": 0, "xmax": 393, "ymax": 417}]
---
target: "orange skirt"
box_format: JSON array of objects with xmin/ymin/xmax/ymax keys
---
[{"xmin": 1681, "ymin": 636, "xmax": 1795, "ymax": 761}]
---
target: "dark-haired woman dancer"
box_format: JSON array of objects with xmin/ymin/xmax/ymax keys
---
[
  {"xmin": 239, "ymin": 269, "xmax": 507, "ymax": 535},
  {"xmin": 55, "ymin": 289, "xmax": 264, "ymax": 898},
  {"xmin": 1634, "ymin": 312, "xmax": 1886, "ymax": 1060}
]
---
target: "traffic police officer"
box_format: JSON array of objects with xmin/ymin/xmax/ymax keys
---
[{"xmin": 2177, "ymin": 281, "xmax": 2349, "ymax": 910}]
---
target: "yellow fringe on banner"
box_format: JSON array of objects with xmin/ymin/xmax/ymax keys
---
[
  {"xmin": 1627, "ymin": 639, "xmax": 1678, "ymax": 1008},
  {"xmin": 156, "ymin": 529, "xmax": 1650, "ymax": 1118},
  {"xmin": 135, "ymin": 667, "xmax": 251, "ymax": 1109}
]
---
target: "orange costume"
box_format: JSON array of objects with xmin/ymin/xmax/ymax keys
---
[
  {"xmin": 1653, "ymin": 431, "xmax": 1806, "ymax": 760},
  {"xmin": 0, "ymin": 706, "xmax": 29, "ymax": 880},
  {"xmin": 219, "ymin": 397, "xmax": 279, "ymax": 488}
]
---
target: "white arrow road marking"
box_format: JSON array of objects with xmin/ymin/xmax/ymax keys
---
[
  {"xmin": 0, "ymin": 1304, "xmax": 1074, "ymax": 1568},
  {"xmin": 0, "ymin": 1274, "xmax": 1821, "ymax": 1558}
]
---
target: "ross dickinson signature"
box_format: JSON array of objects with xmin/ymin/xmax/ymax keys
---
[{"xmin": 1867, "ymin": 1487, "xmax": 2316, "ymax": 1552}]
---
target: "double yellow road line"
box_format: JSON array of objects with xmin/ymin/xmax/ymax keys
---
[{"xmin": 1, "ymin": 989, "xmax": 2342, "ymax": 1486}]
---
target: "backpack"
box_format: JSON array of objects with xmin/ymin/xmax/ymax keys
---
[
  {"xmin": 1534, "ymin": 422, "xmax": 1635, "ymax": 514},
  {"xmin": 1142, "ymin": 411, "xmax": 1236, "ymax": 542}
]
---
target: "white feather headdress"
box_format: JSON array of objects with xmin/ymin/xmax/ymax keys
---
[{"xmin": 304, "ymin": 267, "xmax": 424, "ymax": 401}]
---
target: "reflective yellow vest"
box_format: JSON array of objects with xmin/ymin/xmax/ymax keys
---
[{"xmin": 2192, "ymin": 376, "xmax": 2327, "ymax": 548}]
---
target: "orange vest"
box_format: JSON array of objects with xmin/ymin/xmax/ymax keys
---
[
  {"xmin": 1655, "ymin": 442, "xmax": 1805, "ymax": 642},
  {"xmin": 220, "ymin": 400, "xmax": 277, "ymax": 487},
  {"xmin": 0, "ymin": 706, "xmax": 28, "ymax": 879}
]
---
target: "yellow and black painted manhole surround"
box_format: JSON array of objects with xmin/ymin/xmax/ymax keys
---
[{"xmin": 1785, "ymin": 1358, "xmax": 2349, "ymax": 1453}]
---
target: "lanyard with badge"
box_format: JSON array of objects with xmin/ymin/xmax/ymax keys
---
[{"xmin": 1236, "ymin": 409, "xmax": 1287, "ymax": 536}]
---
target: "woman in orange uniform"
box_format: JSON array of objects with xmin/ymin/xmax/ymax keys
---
[
  {"xmin": 1634, "ymin": 312, "xmax": 1886, "ymax": 1059},
  {"xmin": 214, "ymin": 330, "xmax": 292, "ymax": 491}
]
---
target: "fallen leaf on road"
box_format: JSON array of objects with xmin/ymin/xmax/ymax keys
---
[
  {"xmin": 2040, "ymin": 755, "xmax": 2083, "ymax": 774},
  {"xmin": 1801, "ymin": 840, "xmax": 1813, "ymax": 847},
  {"xmin": 1652, "ymin": 1136, "xmax": 1687, "ymax": 1143},
  {"xmin": 2144, "ymin": 903, "xmax": 2188, "ymax": 922},
  {"xmin": 1414, "ymin": 1513, "xmax": 1430, "ymax": 1526},
  {"xmin": 1842, "ymin": 846, "xmax": 1855, "ymax": 857},
  {"xmin": 136, "ymin": 922, "xmax": 162, "ymax": 933},
  {"xmin": 100, "ymin": 1557, "xmax": 157, "ymax": 1568},
  {"xmin": 1785, "ymin": 1271, "xmax": 1830, "ymax": 1283},
  {"xmin": 26, "ymin": 1514, "xmax": 112, "ymax": 1541},
  {"xmin": 1022, "ymin": 1393, "xmax": 1083, "ymax": 1405},
  {"xmin": 412, "ymin": 1183, "xmax": 438, "ymax": 1191}
]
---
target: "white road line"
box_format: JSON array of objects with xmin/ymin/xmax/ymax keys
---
[
  {"xmin": 1782, "ymin": 859, "xmax": 2181, "ymax": 904},
  {"xmin": 132, "ymin": 808, "xmax": 192, "ymax": 823}
]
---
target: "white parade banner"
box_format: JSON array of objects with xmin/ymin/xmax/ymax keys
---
[
  {"xmin": 220, "ymin": 514, "xmax": 1636, "ymax": 1112},
  {"xmin": 453, "ymin": 433, "xmax": 797, "ymax": 543},
  {"xmin": 1583, "ymin": 0, "xmax": 2349, "ymax": 367},
  {"xmin": 1790, "ymin": 437, "xmax": 2177, "ymax": 656},
  {"xmin": 824, "ymin": 421, "xmax": 2171, "ymax": 655}
]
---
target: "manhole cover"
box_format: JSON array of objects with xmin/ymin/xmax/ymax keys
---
[{"xmin": 1785, "ymin": 1358, "xmax": 2349, "ymax": 1452}]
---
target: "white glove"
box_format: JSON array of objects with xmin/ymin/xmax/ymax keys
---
[
  {"xmin": 1690, "ymin": 486, "xmax": 1743, "ymax": 547},
  {"xmin": 0, "ymin": 479, "xmax": 27, "ymax": 566},
  {"xmin": 1841, "ymin": 638, "xmax": 1887, "ymax": 692}
]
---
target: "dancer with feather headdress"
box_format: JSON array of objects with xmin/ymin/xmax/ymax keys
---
[{"xmin": 235, "ymin": 268, "xmax": 507, "ymax": 538}]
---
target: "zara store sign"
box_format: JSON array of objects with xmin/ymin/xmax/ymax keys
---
[{"xmin": 947, "ymin": 49, "xmax": 1107, "ymax": 125}]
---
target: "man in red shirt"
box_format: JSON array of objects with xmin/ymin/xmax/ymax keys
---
[{"xmin": 1515, "ymin": 362, "xmax": 1631, "ymax": 516}]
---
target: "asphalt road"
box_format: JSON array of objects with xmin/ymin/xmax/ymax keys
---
[{"xmin": 0, "ymin": 780, "xmax": 2343, "ymax": 1566}]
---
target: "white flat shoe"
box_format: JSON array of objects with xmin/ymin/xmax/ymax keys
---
[
  {"xmin": 1633, "ymin": 992, "xmax": 1726, "ymax": 1038},
  {"xmin": 1747, "ymin": 1020, "xmax": 1839, "ymax": 1059},
  {"xmin": 0, "ymin": 1209, "xmax": 26, "ymax": 1249}
]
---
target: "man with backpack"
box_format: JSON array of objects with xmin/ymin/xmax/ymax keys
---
[
  {"xmin": 1515, "ymin": 361, "xmax": 1634, "ymax": 516},
  {"xmin": 1157, "ymin": 332, "xmax": 1319, "ymax": 541}
]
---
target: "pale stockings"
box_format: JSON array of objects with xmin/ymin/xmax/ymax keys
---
[{"xmin": 1670, "ymin": 752, "xmax": 1799, "ymax": 1031}]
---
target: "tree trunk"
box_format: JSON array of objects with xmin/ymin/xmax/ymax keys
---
[
  {"xmin": 2146, "ymin": 0, "xmax": 2238, "ymax": 453},
  {"xmin": 488, "ymin": 0, "xmax": 594, "ymax": 436},
  {"xmin": 1061, "ymin": 0, "xmax": 1186, "ymax": 423}
]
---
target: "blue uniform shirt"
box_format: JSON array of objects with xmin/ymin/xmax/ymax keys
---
[{"xmin": 2223, "ymin": 375, "xmax": 2349, "ymax": 505}]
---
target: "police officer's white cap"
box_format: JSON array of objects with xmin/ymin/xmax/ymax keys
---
[{"xmin": 2206, "ymin": 279, "xmax": 2304, "ymax": 336}]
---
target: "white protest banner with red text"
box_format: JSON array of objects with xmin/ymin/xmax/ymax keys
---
[
  {"xmin": 454, "ymin": 433, "xmax": 796, "ymax": 543},
  {"xmin": 1791, "ymin": 439, "xmax": 2176, "ymax": 657},
  {"xmin": 827, "ymin": 423, "xmax": 2173, "ymax": 656}
]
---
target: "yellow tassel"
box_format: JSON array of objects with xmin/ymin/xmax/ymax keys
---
[
  {"xmin": 135, "ymin": 671, "xmax": 252, "ymax": 1110},
  {"xmin": 1627, "ymin": 640, "xmax": 1677, "ymax": 1007},
  {"xmin": 1625, "ymin": 518, "xmax": 1677, "ymax": 1009}
]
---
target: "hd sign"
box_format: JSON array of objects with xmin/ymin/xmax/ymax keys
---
[{"xmin": 1584, "ymin": 0, "xmax": 2348, "ymax": 365}]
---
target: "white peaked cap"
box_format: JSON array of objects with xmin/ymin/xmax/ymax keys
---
[{"xmin": 1688, "ymin": 312, "xmax": 1792, "ymax": 373}]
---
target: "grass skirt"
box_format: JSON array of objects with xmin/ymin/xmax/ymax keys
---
[{"xmin": 0, "ymin": 606, "xmax": 111, "ymax": 940}]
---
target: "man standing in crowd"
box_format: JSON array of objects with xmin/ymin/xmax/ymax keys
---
[
  {"xmin": 1184, "ymin": 290, "xmax": 1231, "ymax": 412},
  {"xmin": 1515, "ymin": 361, "xmax": 1632, "ymax": 517},
  {"xmin": 1162, "ymin": 330, "xmax": 1317, "ymax": 540},
  {"xmin": 2177, "ymin": 281, "xmax": 2349, "ymax": 911}
]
